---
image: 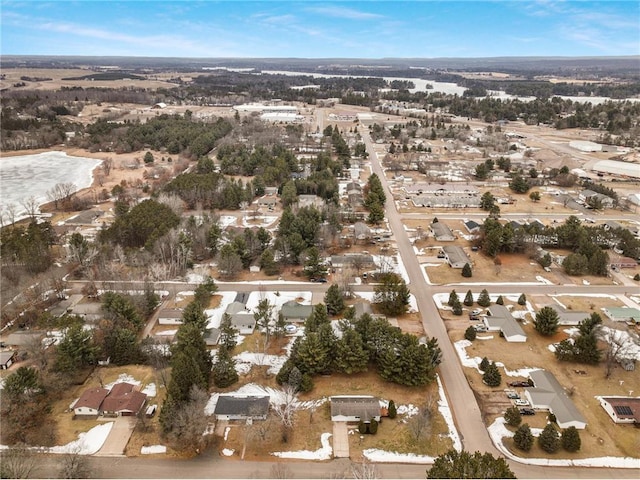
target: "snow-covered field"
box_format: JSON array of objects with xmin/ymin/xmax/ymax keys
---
[
  {"xmin": 48, "ymin": 423, "xmax": 113, "ymax": 455},
  {"xmin": 0, "ymin": 152, "xmax": 102, "ymax": 222}
]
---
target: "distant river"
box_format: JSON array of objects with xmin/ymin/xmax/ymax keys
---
[
  {"xmin": 0, "ymin": 151, "xmax": 102, "ymax": 222},
  {"xmin": 259, "ymin": 70, "xmax": 639, "ymax": 104}
]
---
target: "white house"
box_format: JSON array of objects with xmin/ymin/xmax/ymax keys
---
[
  {"xmin": 330, "ymin": 396, "xmax": 381, "ymax": 423},
  {"xmin": 484, "ymin": 305, "xmax": 527, "ymax": 342},
  {"xmin": 73, "ymin": 387, "xmax": 109, "ymax": 416},
  {"xmin": 525, "ymin": 370, "xmax": 587, "ymax": 429},
  {"xmin": 158, "ymin": 308, "xmax": 183, "ymax": 325},
  {"xmin": 598, "ymin": 396, "xmax": 640, "ymax": 424}
]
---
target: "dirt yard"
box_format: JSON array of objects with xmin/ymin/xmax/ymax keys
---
[{"xmin": 441, "ymin": 301, "xmax": 640, "ymax": 459}]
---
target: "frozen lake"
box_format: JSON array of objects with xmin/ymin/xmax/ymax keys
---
[{"xmin": 0, "ymin": 151, "xmax": 102, "ymax": 221}]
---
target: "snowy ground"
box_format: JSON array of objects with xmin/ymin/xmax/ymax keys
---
[
  {"xmin": 245, "ymin": 290, "xmax": 312, "ymax": 312},
  {"xmin": 373, "ymin": 254, "xmax": 410, "ymax": 284},
  {"xmin": 204, "ymin": 291, "xmax": 238, "ymax": 329},
  {"xmin": 141, "ymin": 445, "xmax": 166, "ymax": 454},
  {"xmin": 454, "ymin": 340, "xmax": 539, "ymax": 378},
  {"xmin": 48, "ymin": 423, "xmax": 113, "ymax": 455},
  {"xmin": 271, "ymin": 433, "xmax": 333, "ymax": 460},
  {"xmin": 241, "ymin": 215, "xmax": 278, "ymax": 228}
]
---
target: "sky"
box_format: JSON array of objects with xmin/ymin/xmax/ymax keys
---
[{"xmin": 1, "ymin": 1, "xmax": 638, "ymax": 58}]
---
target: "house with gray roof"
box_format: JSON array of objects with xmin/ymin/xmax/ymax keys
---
[
  {"xmin": 442, "ymin": 246, "xmax": 470, "ymax": 269},
  {"xmin": 225, "ymin": 301, "xmax": 255, "ymax": 334},
  {"xmin": 329, "ymin": 254, "xmax": 375, "ymax": 269},
  {"xmin": 484, "ymin": 305, "xmax": 527, "ymax": 342},
  {"xmin": 547, "ymin": 305, "xmax": 590, "ymax": 326},
  {"xmin": 158, "ymin": 308, "xmax": 183, "ymax": 325},
  {"xmin": 603, "ymin": 307, "xmax": 640, "ymax": 323},
  {"xmin": 214, "ymin": 395, "xmax": 270, "ymax": 421},
  {"xmin": 330, "ymin": 396, "xmax": 381, "ymax": 423},
  {"xmin": 280, "ymin": 301, "xmax": 313, "ymax": 323},
  {"xmin": 524, "ymin": 370, "xmax": 587, "ymax": 429},
  {"xmin": 0, "ymin": 351, "xmax": 17, "ymax": 370},
  {"xmin": 431, "ymin": 222, "xmax": 455, "ymax": 241}
]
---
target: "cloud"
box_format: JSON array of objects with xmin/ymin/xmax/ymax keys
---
[{"xmin": 306, "ymin": 5, "xmax": 383, "ymax": 20}]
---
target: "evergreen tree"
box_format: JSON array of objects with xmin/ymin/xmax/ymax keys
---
[
  {"xmin": 461, "ymin": 263, "xmax": 473, "ymax": 278},
  {"xmin": 388, "ymin": 400, "xmax": 397, "ymax": 419},
  {"xmin": 427, "ymin": 450, "xmax": 515, "ymax": 479},
  {"xmin": 479, "ymin": 357, "xmax": 490, "ymax": 372},
  {"xmin": 369, "ymin": 418, "xmax": 379, "ymax": 434},
  {"xmin": 496, "ymin": 295, "xmax": 504, "ymax": 305},
  {"xmin": 477, "ymin": 289, "xmax": 491, "ymax": 307},
  {"xmin": 294, "ymin": 332, "xmax": 329, "ymax": 375},
  {"xmin": 172, "ymin": 323, "xmax": 212, "ymax": 386},
  {"xmin": 373, "ymin": 273, "xmax": 410, "ymax": 316},
  {"xmin": 304, "ymin": 303, "xmax": 330, "ymax": 332},
  {"xmin": 463, "ymin": 290, "xmax": 474, "ymax": 306},
  {"xmin": 517, "ymin": 294, "xmax": 527, "ymax": 305},
  {"xmin": 324, "ymin": 284, "xmax": 345, "ymax": 315},
  {"xmin": 464, "ymin": 326, "xmax": 477, "ymax": 341},
  {"xmin": 561, "ymin": 426, "xmax": 581, "ymax": 452},
  {"xmin": 55, "ymin": 323, "xmax": 98, "ymax": 372},
  {"xmin": 452, "ymin": 299, "xmax": 463, "ymax": 316},
  {"xmin": 448, "ymin": 289, "xmax": 459, "ymax": 307},
  {"xmin": 212, "ymin": 348, "xmax": 239, "ymax": 388},
  {"xmin": 514, "ymin": 423, "xmax": 534, "ymax": 451},
  {"xmin": 166, "ymin": 351, "xmax": 207, "ymax": 405},
  {"xmin": 483, "ymin": 362, "xmax": 502, "ymax": 387},
  {"xmin": 303, "ymin": 246, "xmax": 328, "ymax": 279},
  {"xmin": 538, "ymin": 424, "xmax": 560, "ymax": 453},
  {"xmin": 334, "ymin": 328, "xmax": 369, "ymax": 374},
  {"xmin": 534, "ymin": 306, "xmax": 560, "ymax": 336},
  {"xmin": 218, "ymin": 313, "xmax": 238, "ymax": 352},
  {"xmin": 358, "ymin": 420, "xmax": 368, "ymax": 434},
  {"xmin": 181, "ymin": 301, "xmax": 208, "ymax": 332},
  {"xmin": 504, "ymin": 406, "xmax": 522, "ymax": 427}
]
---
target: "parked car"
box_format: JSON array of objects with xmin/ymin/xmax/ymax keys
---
[
  {"xmin": 474, "ymin": 325, "xmax": 488, "ymax": 332},
  {"xmin": 310, "ymin": 277, "xmax": 328, "ymax": 283},
  {"xmin": 468, "ymin": 314, "xmax": 480, "ymax": 321},
  {"xmin": 519, "ymin": 408, "xmax": 535, "ymax": 416},
  {"xmin": 508, "ymin": 381, "xmax": 531, "ymax": 388},
  {"xmin": 506, "ymin": 392, "xmax": 520, "ymax": 399},
  {"xmin": 471, "ymin": 309, "xmax": 483, "ymax": 316},
  {"xmin": 514, "ymin": 399, "xmax": 530, "ymax": 407},
  {"xmin": 284, "ymin": 324, "xmax": 298, "ymax": 334}
]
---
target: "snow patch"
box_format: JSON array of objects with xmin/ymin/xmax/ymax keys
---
[
  {"xmin": 141, "ymin": 445, "xmax": 166, "ymax": 454},
  {"xmin": 221, "ymin": 448, "xmax": 235, "ymax": 456},
  {"xmin": 272, "ymin": 433, "xmax": 332, "ymax": 460},
  {"xmin": 49, "ymin": 423, "xmax": 113, "ymax": 455}
]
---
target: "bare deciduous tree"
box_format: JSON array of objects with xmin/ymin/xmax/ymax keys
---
[
  {"xmin": 408, "ymin": 395, "xmax": 437, "ymax": 441},
  {"xmin": 270, "ymin": 462, "xmax": 294, "ymax": 479},
  {"xmin": 21, "ymin": 195, "xmax": 39, "ymax": 220},
  {"xmin": 0, "ymin": 443, "xmax": 38, "ymax": 479},
  {"xmin": 602, "ymin": 328, "xmax": 637, "ymax": 379},
  {"xmin": 156, "ymin": 193, "xmax": 184, "ymax": 217},
  {"xmin": 350, "ymin": 460, "xmax": 379, "ymax": 479},
  {"xmin": 272, "ymin": 384, "xmax": 299, "ymax": 443},
  {"xmin": 102, "ymin": 157, "xmax": 113, "ymax": 177},
  {"xmin": 58, "ymin": 446, "xmax": 92, "ymax": 479},
  {"xmin": 165, "ymin": 385, "xmax": 210, "ymax": 455}
]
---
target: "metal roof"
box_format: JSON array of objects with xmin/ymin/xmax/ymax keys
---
[
  {"xmin": 528, "ymin": 370, "xmax": 587, "ymax": 428},
  {"xmin": 214, "ymin": 395, "xmax": 270, "ymax": 416}
]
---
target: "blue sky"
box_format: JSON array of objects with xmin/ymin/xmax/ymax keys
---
[{"xmin": 1, "ymin": 1, "xmax": 638, "ymax": 58}]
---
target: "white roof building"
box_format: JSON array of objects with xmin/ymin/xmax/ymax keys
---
[{"xmin": 591, "ymin": 160, "xmax": 640, "ymax": 179}]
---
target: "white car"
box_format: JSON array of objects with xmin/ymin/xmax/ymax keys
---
[
  {"xmin": 514, "ymin": 399, "xmax": 530, "ymax": 407},
  {"xmin": 284, "ymin": 324, "xmax": 298, "ymax": 334},
  {"xmin": 471, "ymin": 309, "xmax": 483, "ymax": 316}
]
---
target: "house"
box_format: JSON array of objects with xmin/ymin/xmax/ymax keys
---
[
  {"xmin": 264, "ymin": 187, "xmax": 278, "ymax": 196},
  {"xmin": 329, "ymin": 254, "xmax": 375, "ymax": 269},
  {"xmin": 73, "ymin": 387, "xmax": 109, "ymax": 416},
  {"xmin": 604, "ymin": 220, "xmax": 623, "ymax": 232},
  {"xmin": 484, "ymin": 305, "xmax": 527, "ymax": 342},
  {"xmin": 280, "ymin": 300, "xmax": 313, "ymax": 323},
  {"xmin": 158, "ymin": 308, "xmax": 183, "ymax": 325},
  {"xmin": 579, "ymin": 189, "xmax": 614, "ymax": 209},
  {"xmin": 431, "ymin": 222, "xmax": 455, "ymax": 242},
  {"xmin": 354, "ymin": 222, "xmax": 372, "ymax": 241},
  {"xmin": 101, "ymin": 382, "xmax": 147, "ymax": 417},
  {"xmin": 442, "ymin": 246, "xmax": 470, "ymax": 269},
  {"xmin": 0, "ymin": 351, "xmax": 17, "ymax": 370},
  {"xmin": 330, "ymin": 396, "xmax": 382, "ymax": 423},
  {"xmin": 69, "ymin": 302, "xmax": 103, "ymax": 323},
  {"xmin": 204, "ymin": 327, "xmax": 221, "ymax": 346},
  {"xmin": 464, "ymin": 220, "xmax": 480, "ymax": 234},
  {"xmin": 298, "ymin": 195, "xmax": 325, "ymax": 209},
  {"xmin": 256, "ymin": 196, "xmax": 277, "ymax": 208},
  {"xmin": 524, "ymin": 370, "xmax": 587, "ymax": 429},
  {"xmin": 226, "ymin": 298, "xmax": 256, "ymax": 334},
  {"xmin": 214, "ymin": 395, "xmax": 270, "ymax": 421},
  {"xmin": 598, "ymin": 396, "xmax": 640, "ymax": 424},
  {"xmin": 547, "ymin": 305, "xmax": 590, "ymax": 326},
  {"xmin": 603, "ymin": 307, "xmax": 640, "ymax": 323}
]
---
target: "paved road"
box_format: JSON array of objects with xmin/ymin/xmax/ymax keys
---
[{"xmin": 362, "ymin": 131, "xmax": 496, "ymax": 456}]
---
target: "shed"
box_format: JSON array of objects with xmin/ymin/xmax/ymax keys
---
[
  {"xmin": 524, "ymin": 370, "xmax": 587, "ymax": 429},
  {"xmin": 214, "ymin": 395, "xmax": 270, "ymax": 421},
  {"xmin": 330, "ymin": 396, "xmax": 381, "ymax": 423},
  {"xmin": 0, "ymin": 351, "xmax": 17, "ymax": 370},
  {"xmin": 464, "ymin": 220, "xmax": 480, "ymax": 233}
]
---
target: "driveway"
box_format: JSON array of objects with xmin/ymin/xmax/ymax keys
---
[
  {"xmin": 331, "ymin": 421, "xmax": 349, "ymax": 458},
  {"xmin": 95, "ymin": 416, "xmax": 137, "ymax": 457}
]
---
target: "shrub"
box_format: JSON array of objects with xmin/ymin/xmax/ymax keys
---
[
  {"xmin": 463, "ymin": 290, "xmax": 474, "ymax": 306},
  {"xmin": 504, "ymin": 406, "xmax": 522, "ymax": 427},
  {"xmin": 483, "ymin": 362, "xmax": 502, "ymax": 387},
  {"xmin": 517, "ymin": 294, "xmax": 527, "ymax": 305},
  {"xmin": 452, "ymin": 300, "xmax": 463, "ymax": 316},
  {"xmin": 369, "ymin": 418, "xmax": 379, "ymax": 434},
  {"xmin": 634, "ymin": 273, "xmax": 640, "ymax": 281},
  {"xmin": 358, "ymin": 420, "xmax": 368, "ymax": 434},
  {"xmin": 388, "ymin": 400, "xmax": 397, "ymax": 419},
  {"xmin": 496, "ymin": 295, "xmax": 504, "ymax": 305},
  {"xmin": 464, "ymin": 326, "xmax": 477, "ymax": 341},
  {"xmin": 477, "ymin": 289, "xmax": 491, "ymax": 307},
  {"xmin": 448, "ymin": 290, "xmax": 459, "ymax": 307}
]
